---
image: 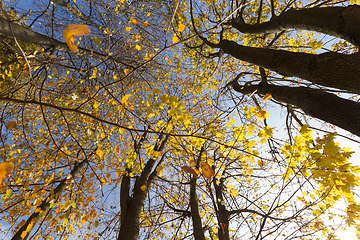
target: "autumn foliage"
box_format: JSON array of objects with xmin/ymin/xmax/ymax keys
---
[{"xmin": 0, "ymin": 0, "xmax": 359, "ymax": 240}]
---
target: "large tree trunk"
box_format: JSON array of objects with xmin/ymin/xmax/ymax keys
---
[
  {"xmin": 230, "ymin": 81, "xmax": 360, "ymax": 136},
  {"xmin": 190, "ymin": 177, "xmax": 206, "ymax": 240},
  {"xmin": 117, "ymin": 136, "xmax": 168, "ymax": 240},
  {"xmin": 213, "ymin": 39, "xmax": 360, "ymax": 95},
  {"xmin": 213, "ymin": 178, "xmax": 230, "ymax": 240},
  {"xmin": 228, "ymin": 5, "xmax": 360, "ymax": 48},
  {"xmin": 0, "ymin": 16, "xmax": 112, "ymax": 62}
]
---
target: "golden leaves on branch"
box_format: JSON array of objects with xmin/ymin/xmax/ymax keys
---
[{"xmin": 63, "ymin": 25, "xmax": 91, "ymax": 52}]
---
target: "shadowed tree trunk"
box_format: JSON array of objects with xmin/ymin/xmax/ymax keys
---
[
  {"xmin": 117, "ymin": 135, "xmax": 168, "ymax": 240},
  {"xmin": 0, "ymin": 16, "xmax": 118, "ymax": 62},
  {"xmin": 190, "ymin": 177, "xmax": 206, "ymax": 240},
  {"xmin": 213, "ymin": 178, "xmax": 230, "ymax": 240},
  {"xmin": 202, "ymin": 39, "xmax": 360, "ymax": 95},
  {"xmin": 198, "ymin": 5, "xmax": 360, "ymax": 136},
  {"xmin": 227, "ymin": 5, "xmax": 360, "ymax": 48},
  {"xmin": 230, "ymin": 80, "xmax": 360, "ymax": 136}
]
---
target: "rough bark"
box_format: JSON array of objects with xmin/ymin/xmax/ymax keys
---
[
  {"xmin": 230, "ymin": 81, "xmax": 360, "ymax": 136},
  {"xmin": 214, "ymin": 179, "xmax": 230, "ymax": 240},
  {"xmin": 215, "ymin": 39, "xmax": 360, "ymax": 95},
  {"xmin": 228, "ymin": 5, "xmax": 360, "ymax": 47},
  {"xmin": 117, "ymin": 136, "xmax": 168, "ymax": 240},
  {"xmin": 12, "ymin": 159, "xmax": 88, "ymax": 240},
  {"xmin": 0, "ymin": 16, "xmax": 123, "ymax": 64},
  {"xmin": 190, "ymin": 177, "xmax": 206, "ymax": 240}
]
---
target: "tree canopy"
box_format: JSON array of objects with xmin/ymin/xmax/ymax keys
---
[{"xmin": 0, "ymin": 0, "xmax": 360, "ymax": 239}]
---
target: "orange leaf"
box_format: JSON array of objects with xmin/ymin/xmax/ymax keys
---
[
  {"xmin": 189, "ymin": 159, "xmax": 196, "ymax": 167},
  {"xmin": 131, "ymin": 18, "xmax": 138, "ymax": 25},
  {"xmin": 263, "ymin": 93, "xmax": 272, "ymax": 103},
  {"xmin": 0, "ymin": 161, "xmax": 14, "ymax": 186},
  {"xmin": 201, "ymin": 162, "xmax": 214, "ymax": 179},
  {"xmin": 63, "ymin": 25, "xmax": 90, "ymax": 52},
  {"xmin": 181, "ymin": 166, "xmax": 197, "ymax": 177}
]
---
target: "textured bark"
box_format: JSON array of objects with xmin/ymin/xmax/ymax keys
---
[
  {"xmin": 228, "ymin": 5, "xmax": 360, "ymax": 47},
  {"xmin": 190, "ymin": 177, "xmax": 206, "ymax": 240},
  {"xmin": 117, "ymin": 136, "xmax": 168, "ymax": 240},
  {"xmin": 214, "ymin": 179, "xmax": 230, "ymax": 240},
  {"xmin": 219, "ymin": 39, "xmax": 360, "ymax": 94},
  {"xmin": 230, "ymin": 81, "xmax": 360, "ymax": 136},
  {"xmin": 0, "ymin": 16, "xmax": 115, "ymax": 62},
  {"xmin": 12, "ymin": 159, "xmax": 88, "ymax": 240},
  {"xmin": 120, "ymin": 174, "xmax": 130, "ymax": 224}
]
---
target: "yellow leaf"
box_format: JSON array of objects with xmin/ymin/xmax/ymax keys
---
[
  {"xmin": 135, "ymin": 45, "xmax": 141, "ymax": 51},
  {"xmin": 263, "ymin": 93, "xmax": 272, "ymax": 103},
  {"xmin": 115, "ymin": 169, "xmax": 121, "ymax": 178},
  {"xmin": 99, "ymin": 164, "xmax": 104, "ymax": 171},
  {"xmin": 121, "ymin": 94, "xmax": 132, "ymax": 107},
  {"xmin": 104, "ymin": 27, "xmax": 112, "ymax": 36},
  {"xmin": 115, "ymin": 6, "xmax": 119, "ymax": 15},
  {"xmin": 21, "ymin": 231, "xmax": 27, "ymax": 239},
  {"xmin": 100, "ymin": 132, "xmax": 106, "ymax": 139},
  {"xmin": 63, "ymin": 25, "xmax": 90, "ymax": 52},
  {"xmin": 189, "ymin": 159, "xmax": 196, "ymax": 167},
  {"xmin": 125, "ymin": 27, "xmax": 132, "ymax": 32},
  {"xmin": 131, "ymin": 18, "xmax": 138, "ymax": 25},
  {"xmin": 81, "ymin": 216, "xmax": 87, "ymax": 224},
  {"xmin": 124, "ymin": 69, "xmax": 129, "ymax": 75},
  {"xmin": 143, "ymin": 21, "xmax": 149, "ymax": 28},
  {"xmin": 96, "ymin": 148, "xmax": 104, "ymax": 158},
  {"xmin": 92, "ymin": 36, "xmax": 101, "ymax": 46},
  {"xmin": 172, "ymin": 35, "xmax": 179, "ymax": 43},
  {"xmin": 201, "ymin": 162, "xmax": 214, "ymax": 179},
  {"xmin": 178, "ymin": 23, "xmax": 186, "ymax": 32},
  {"xmin": 141, "ymin": 185, "xmax": 146, "ymax": 191},
  {"xmin": 0, "ymin": 161, "xmax": 14, "ymax": 186}
]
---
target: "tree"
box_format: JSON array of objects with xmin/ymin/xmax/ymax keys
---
[
  {"xmin": 0, "ymin": 0, "xmax": 360, "ymax": 239},
  {"xmin": 187, "ymin": 1, "xmax": 360, "ymax": 137}
]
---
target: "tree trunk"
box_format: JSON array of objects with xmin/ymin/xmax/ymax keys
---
[
  {"xmin": 117, "ymin": 136, "xmax": 168, "ymax": 240},
  {"xmin": 228, "ymin": 5, "xmax": 360, "ymax": 48},
  {"xmin": 0, "ymin": 16, "xmax": 113, "ymax": 62},
  {"xmin": 218, "ymin": 39, "xmax": 360, "ymax": 95},
  {"xmin": 214, "ymin": 179, "xmax": 230, "ymax": 240},
  {"xmin": 230, "ymin": 81, "xmax": 360, "ymax": 136},
  {"xmin": 190, "ymin": 177, "xmax": 206, "ymax": 240}
]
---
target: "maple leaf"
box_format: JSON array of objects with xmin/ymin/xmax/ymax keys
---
[
  {"xmin": 0, "ymin": 161, "xmax": 14, "ymax": 186},
  {"xmin": 201, "ymin": 162, "xmax": 214, "ymax": 179},
  {"xmin": 63, "ymin": 25, "xmax": 90, "ymax": 52},
  {"xmin": 121, "ymin": 94, "xmax": 132, "ymax": 107},
  {"xmin": 263, "ymin": 93, "xmax": 272, "ymax": 103},
  {"xmin": 172, "ymin": 35, "xmax": 179, "ymax": 43},
  {"xmin": 131, "ymin": 18, "xmax": 138, "ymax": 25},
  {"xmin": 178, "ymin": 23, "xmax": 186, "ymax": 32},
  {"xmin": 181, "ymin": 166, "xmax": 198, "ymax": 177}
]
